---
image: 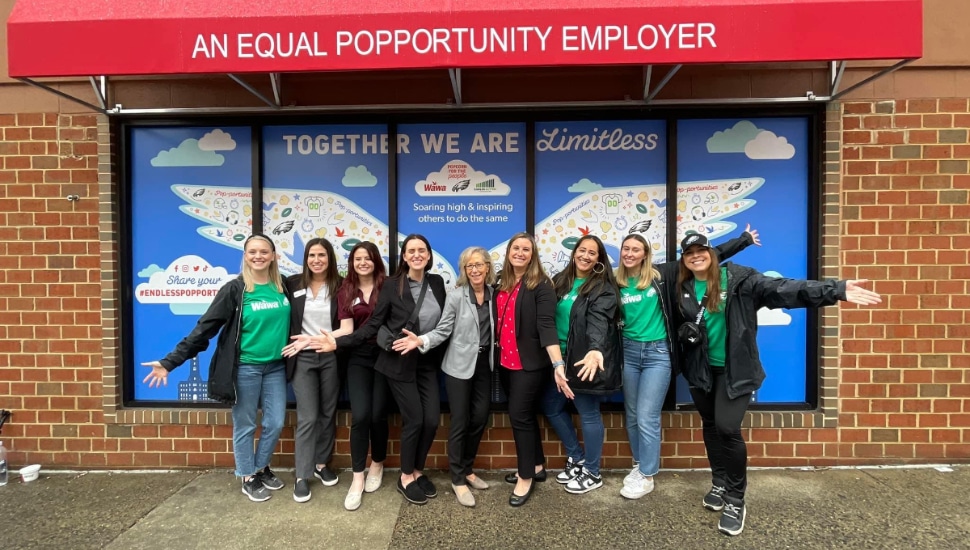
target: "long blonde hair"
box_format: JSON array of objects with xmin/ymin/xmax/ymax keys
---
[
  {"xmin": 498, "ymin": 233, "xmax": 550, "ymax": 291},
  {"xmin": 616, "ymin": 234, "xmax": 661, "ymax": 290},
  {"xmin": 456, "ymin": 246, "xmax": 496, "ymax": 287},
  {"xmin": 241, "ymin": 234, "xmax": 283, "ymax": 293}
]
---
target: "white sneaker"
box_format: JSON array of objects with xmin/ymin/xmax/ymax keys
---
[
  {"xmin": 620, "ymin": 470, "xmax": 655, "ymax": 499},
  {"xmin": 623, "ymin": 463, "xmax": 640, "ymax": 487}
]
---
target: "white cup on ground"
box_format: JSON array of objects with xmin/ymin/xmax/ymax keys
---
[{"xmin": 19, "ymin": 464, "xmax": 41, "ymax": 482}]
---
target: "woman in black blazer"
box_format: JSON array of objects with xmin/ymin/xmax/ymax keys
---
[
  {"xmin": 496, "ymin": 232, "xmax": 563, "ymax": 507},
  {"xmin": 280, "ymin": 238, "xmax": 343, "ymax": 504},
  {"xmin": 328, "ymin": 234, "xmax": 447, "ymax": 506}
]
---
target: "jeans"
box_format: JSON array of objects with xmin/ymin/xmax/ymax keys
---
[
  {"xmin": 232, "ymin": 360, "xmax": 286, "ymax": 478},
  {"xmin": 291, "ymin": 351, "xmax": 339, "ymax": 480},
  {"xmin": 543, "ymin": 386, "xmax": 605, "ymax": 476},
  {"xmin": 622, "ymin": 338, "xmax": 672, "ymax": 476},
  {"xmin": 689, "ymin": 372, "xmax": 752, "ymax": 500},
  {"xmin": 542, "ymin": 384, "xmax": 584, "ymax": 463}
]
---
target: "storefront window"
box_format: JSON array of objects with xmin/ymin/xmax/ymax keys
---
[{"xmin": 125, "ymin": 114, "xmax": 815, "ymax": 407}]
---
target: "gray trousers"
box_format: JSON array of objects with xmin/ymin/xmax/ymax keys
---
[{"xmin": 292, "ymin": 351, "xmax": 340, "ymax": 480}]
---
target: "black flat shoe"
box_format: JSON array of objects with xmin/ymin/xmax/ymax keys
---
[
  {"xmin": 509, "ymin": 480, "xmax": 535, "ymax": 507},
  {"xmin": 505, "ymin": 468, "xmax": 547, "ymax": 484},
  {"xmin": 397, "ymin": 479, "xmax": 428, "ymax": 505}
]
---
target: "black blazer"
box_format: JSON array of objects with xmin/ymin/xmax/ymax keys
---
[
  {"xmin": 284, "ymin": 273, "xmax": 342, "ymax": 381},
  {"xmin": 503, "ymin": 278, "xmax": 559, "ymax": 372},
  {"xmin": 336, "ymin": 273, "xmax": 447, "ymax": 382}
]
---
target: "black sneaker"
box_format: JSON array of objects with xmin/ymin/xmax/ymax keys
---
[
  {"xmin": 314, "ymin": 465, "xmax": 339, "ymax": 487},
  {"xmin": 257, "ymin": 466, "xmax": 284, "ymax": 491},
  {"xmin": 718, "ymin": 496, "xmax": 746, "ymax": 536},
  {"xmin": 555, "ymin": 457, "xmax": 585, "ymax": 484},
  {"xmin": 415, "ymin": 475, "xmax": 437, "ymax": 498},
  {"xmin": 703, "ymin": 485, "xmax": 727, "ymax": 511},
  {"xmin": 293, "ymin": 478, "xmax": 311, "ymax": 503},
  {"xmin": 397, "ymin": 479, "xmax": 428, "ymax": 505},
  {"xmin": 563, "ymin": 468, "xmax": 603, "ymax": 494},
  {"xmin": 241, "ymin": 477, "xmax": 271, "ymax": 502}
]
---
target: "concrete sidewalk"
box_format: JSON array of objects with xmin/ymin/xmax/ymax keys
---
[{"xmin": 0, "ymin": 465, "xmax": 966, "ymax": 549}]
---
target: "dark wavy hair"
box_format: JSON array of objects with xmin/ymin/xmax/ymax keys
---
[
  {"xmin": 338, "ymin": 241, "xmax": 386, "ymax": 316},
  {"xmin": 554, "ymin": 236, "xmax": 620, "ymax": 318},
  {"xmin": 298, "ymin": 237, "xmax": 340, "ymax": 298}
]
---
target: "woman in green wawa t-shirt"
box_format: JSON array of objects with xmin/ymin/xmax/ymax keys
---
[
  {"xmin": 142, "ymin": 234, "xmax": 292, "ymax": 504},
  {"xmin": 676, "ymin": 232, "xmax": 881, "ymax": 537}
]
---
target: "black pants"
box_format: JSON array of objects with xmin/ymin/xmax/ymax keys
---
[
  {"xmin": 346, "ymin": 347, "xmax": 390, "ymax": 473},
  {"xmin": 386, "ymin": 363, "xmax": 440, "ymax": 475},
  {"xmin": 689, "ymin": 371, "xmax": 752, "ymax": 500},
  {"xmin": 500, "ymin": 365, "xmax": 549, "ymax": 480},
  {"xmin": 292, "ymin": 351, "xmax": 339, "ymax": 480},
  {"xmin": 445, "ymin": 350, "xmax": 492, "ymax": 486}
]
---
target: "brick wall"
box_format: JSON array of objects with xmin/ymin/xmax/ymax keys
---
[
  {"xmin": 1, "ymin": 103, "xmax": 968, "ymax": 471},
  {"xmin": 837, "ymin": 98, "xmax": 970, "ymax": 460}
]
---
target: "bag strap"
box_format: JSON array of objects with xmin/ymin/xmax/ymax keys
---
[
  {"xmin": 405, "ymin": 277, "xmax": 430, "ymax": 332},
  {"xmin": 694, "ymin": 292, "xmax": 711, "ymax": 326}
]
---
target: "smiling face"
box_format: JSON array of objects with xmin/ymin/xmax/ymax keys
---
[
  {"xmin": 352, "ymin": 247, "xmax": 374, "ymax": 278},
  {"xmin": 306, "ymin": 244, "xmax": 329, "ymax": 276},
  {"xmin": 244, "ymin": 237, "xmax": 274, "ymax": 274},
  {"xmin": 508, "ymin": 237, "xmax": 533, "ymax": 272},
  {"xmin": 402, "ymin": 237, "xmax": 430, "ymax": 273},
  {"xmin": 572, "ymin": 237, "xmax": 600, "ymax": 278},
  {"xmin": 682, "ymin": 245, "xmax": 713, "ymax": 276},
  {"xmin": 620, "ymin": 237, "xmax": 646, "ymax": 270},
  {"xmin": 464, "ymin": 252, "xmax": 488, "ymax": 288}
]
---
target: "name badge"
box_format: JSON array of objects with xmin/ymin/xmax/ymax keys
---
[{"xmin": 294, "ymin": 289, "xmax": 307, "ymax": 298}]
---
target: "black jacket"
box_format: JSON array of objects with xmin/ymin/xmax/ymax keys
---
[
  {"xmin": 503, "ymin": 278, "xmax": 559, "ymax": 372},
  {"xmin": 159, "ymin": 276, "xmax": 291, "ymax": 403},
  {"xmin": 554, "ymin": 275, "xmax": 623, "ymax": 395},
  {"xmin": 677, "ymin": 262, "xmax": 847, "ymax": 399},
  {"xmin": 652, "ymin": 231, "xmax": 756, "ymax": 375},
  {"xmin": 336, "ymin": 273, "xmax": 447, "ymax": 382},
  {"xmin": 283, "ymin": 274, "xmax": 343, "ymax": 382}
]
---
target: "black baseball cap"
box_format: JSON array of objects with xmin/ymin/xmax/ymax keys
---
[{"xmin": 680, "ymin": 233, "xmax": 711, "ymax": 252}]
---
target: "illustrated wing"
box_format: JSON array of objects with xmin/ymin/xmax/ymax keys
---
[{"xmin": 171, "ymin": 184, "xmax": 253, "ymax": 250}]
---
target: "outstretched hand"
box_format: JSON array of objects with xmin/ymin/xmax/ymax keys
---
[
  {"xmin": 391, "ymin": 328, "xmax": 421, "ymax": 355},
  {"xmin": 282, "ymin": 334, "xmax": 312, "ymax": 358},
  {"xmin": 553, "ymin": 365, "xmax": 575, "ymax": 400},
  {"xmin": 745, "ymin": 224, "xmax": 762, "ymax": 247},
  {"xmin": 844, "ymin": 280, "xmax": 882, "ymax": 306},
  {"xmin": 574, "ymin": 350, "xmax": 605, "ymax": 382},
  {"xmin": 312, "ymin": 331, "xmax": 337, "ymax": 353},
  {"xmin": 141, "ymin": 361, "xmax": 168, "ymax": 388}
]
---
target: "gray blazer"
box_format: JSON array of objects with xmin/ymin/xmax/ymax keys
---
[{"xmin": 419, "ymin": 285, "xmax": 495, "ymax": 380}]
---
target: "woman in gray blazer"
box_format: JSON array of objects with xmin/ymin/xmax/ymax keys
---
[{"xmin": 397, "ymin": 246, "xmax": 496, "ymax": 507}]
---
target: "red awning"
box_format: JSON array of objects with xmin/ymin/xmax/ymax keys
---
[{"xmin": 8, "ymin": 0, "xmax": 922, "ymax": 78}]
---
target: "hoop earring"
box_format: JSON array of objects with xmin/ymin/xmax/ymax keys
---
[{"xmin": 592, "ymin": 262, "xmax": 605, "ymax": 274}]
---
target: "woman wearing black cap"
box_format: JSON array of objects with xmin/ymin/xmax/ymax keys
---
[{"xmin": 676, "ymin": 233, "xmax": 881, "ymax": 536}]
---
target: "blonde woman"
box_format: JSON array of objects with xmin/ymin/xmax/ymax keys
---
[
  {"xmin": 398, "ymin": 246, "xmax": 497, "ymax": 507},
  {"xmin": 142, "ymin": 234, "xmax": 291, "ymax": 503},
  {"xmin": 616, "ymin": 228, "xmax": 759, "ymax": 501}
]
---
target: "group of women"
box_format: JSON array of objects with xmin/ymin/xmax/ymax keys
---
[{"xmin": 143, "ymin": 226, "xmax": 881, "ymax": 536}]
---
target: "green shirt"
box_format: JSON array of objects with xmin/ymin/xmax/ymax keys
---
[
  {"xmin": 694, "ymin": 267, "xmax": 728, "ymax": 368},
  {"xmin": 239, "ymin": 283, "xmax": 291, "ymax": 365},
  {"xmin": 556, "ymin": 278, "xmax": 584, "ymax": 355},
  {"xmin": 619, "ymin": 277, "xmax": 667, "ymax": 342}
]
